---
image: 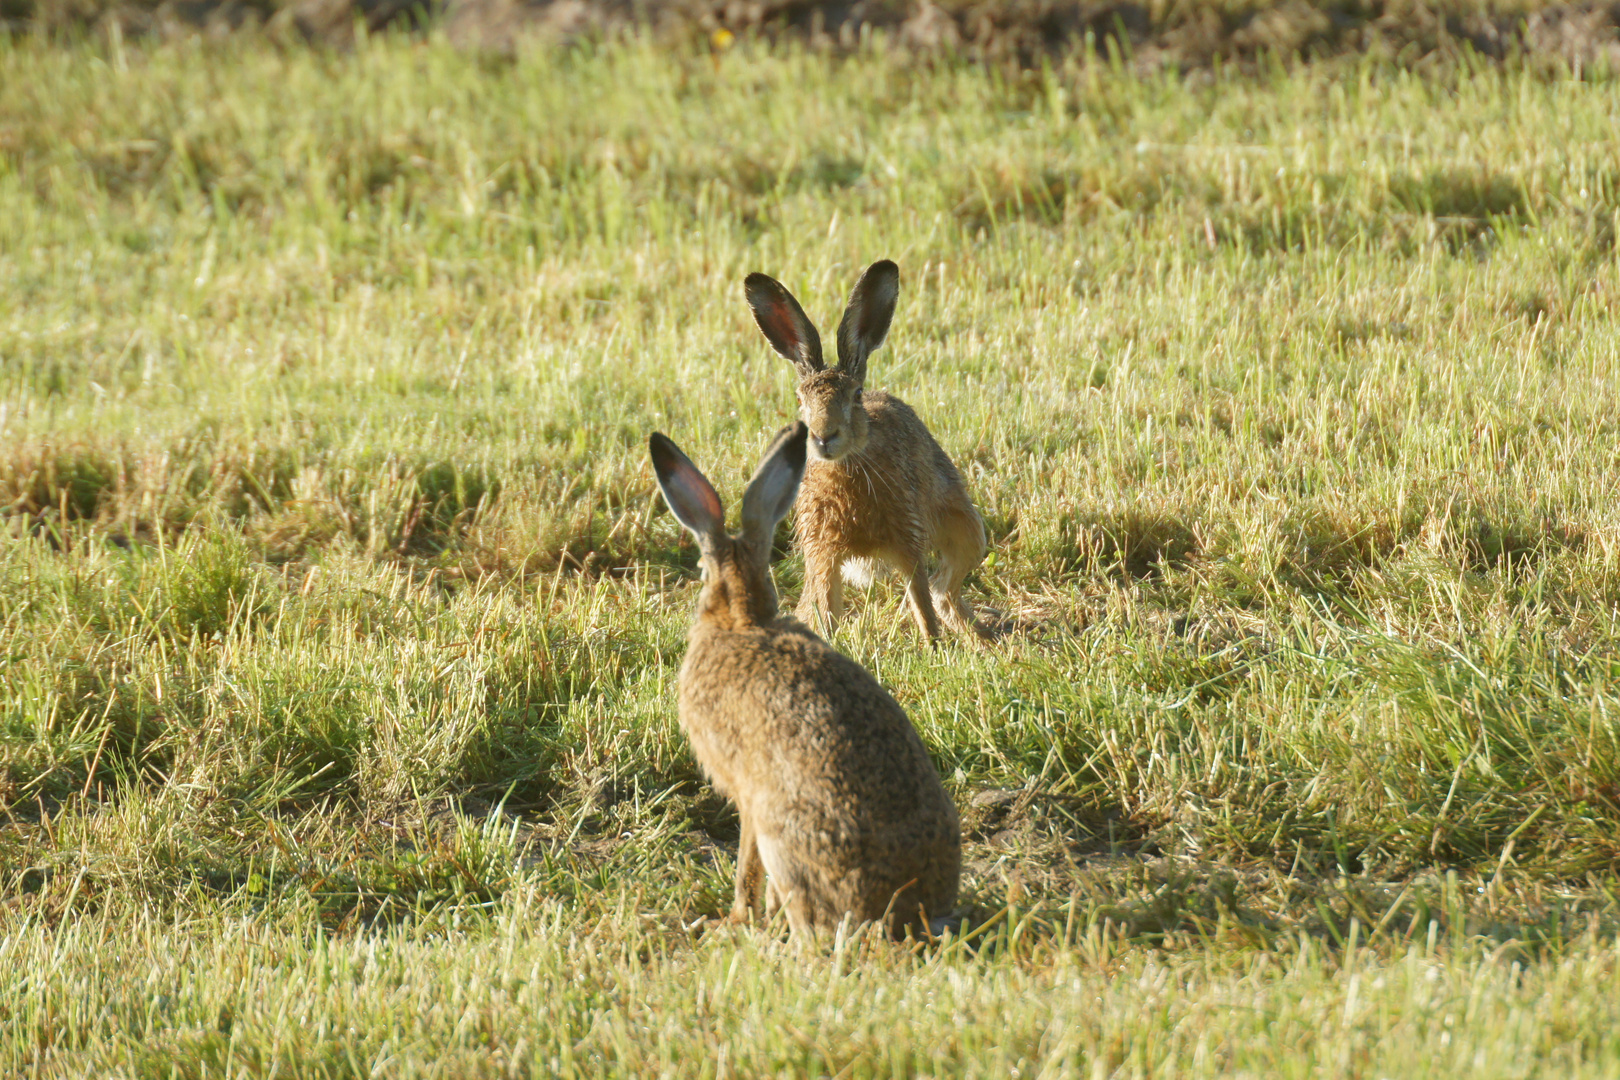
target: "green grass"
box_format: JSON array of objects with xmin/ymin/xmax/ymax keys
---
[
  {"xmin": 6, "ymin": 29, "xmax": 1620, "ymax": 1075},
  {"xmin": 13, "ymin": 897, "xmax": 1620, "ymax": 1078}
]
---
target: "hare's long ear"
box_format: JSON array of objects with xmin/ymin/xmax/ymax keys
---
[
  {"xmin": 740, "ymin": 422, "xmax": 808, "ymax": 545},
  {"xmin": 745, "ymin": 273, "xmax": 824, "ymax": 375},
  {"xmin": 651, "ymin": 432, "xmax": 725, "ymax": 550},
  {"xmin": 835, "ymin": 260, "xmax": 899, "ymax": 386}
]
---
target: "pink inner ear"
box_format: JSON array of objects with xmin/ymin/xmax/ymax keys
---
[
  {"xmin": 675, "ymin": 460, "xmax": 723, "ymax": 524},
  {"xmin": 767, "ymin": 297, "xmax": 801, "ymax": 349}
]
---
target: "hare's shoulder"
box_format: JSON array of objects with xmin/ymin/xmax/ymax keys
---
[
  {"xmin": 860, "ymin": 388, "xmax": 914, "ymax": 421},
  {"xmin": 861, "ymin": 390, "xmax": 941, "ymax": 446},
  {"xmin": 683, "ymin": 622, "xmax": 911, "ymax": 727}
]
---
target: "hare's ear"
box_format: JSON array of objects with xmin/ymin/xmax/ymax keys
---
[
  {"xmin": 835, "ymin": 260, "xmax": 899, "ymax": 386},
  {"xmin": 745, "ymin": 273, "xmax": 824, "ymax": 375},
  {"xmin": 740, "ymin": 422, "xmax": 808, "ymax": 545},
  {"xmin": 651, "ymin": 432, "xmax": 726, "ymax": 549}
]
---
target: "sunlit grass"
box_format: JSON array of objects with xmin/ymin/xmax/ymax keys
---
[{"xmin": 5, "ymin": 31, "xmax": 1620, "ymax": 1075}]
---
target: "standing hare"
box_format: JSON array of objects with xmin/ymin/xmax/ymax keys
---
[
  {"xmin": 744, "ymin": 260, "xmax": 987, "ymax": 641},
  {"xmin": 650, "ymin": 422, "xmax": 961, "ymax": 940}
]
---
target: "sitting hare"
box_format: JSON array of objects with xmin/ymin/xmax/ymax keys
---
[
  {"xmin": 744, "ymin": 260, "xmax": 987, "ymax": 641},
  {"xmin": 650, "ymin": 422, "xmax": 961, "ymax": 939}
]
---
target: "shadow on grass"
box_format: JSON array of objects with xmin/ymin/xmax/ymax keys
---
[{"xmin": 1039, "ymin": 505, "xmax": 1201, "ymax": 580}]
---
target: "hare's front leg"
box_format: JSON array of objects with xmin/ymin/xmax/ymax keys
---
[
  {"xmin": 795, "ymin": 549, "xmax": 845, "ymax": 633},
  {"xmin": 730, "ymin": 813, "xmax": 763, "ymax": 923}
]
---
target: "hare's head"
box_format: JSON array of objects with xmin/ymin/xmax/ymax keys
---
[
  {"xmin": 650, "ymin": 424, "xmax": 809, "ymax": 631},
  {"xmin": 745, "ymin": 261, "xmax": 899, "ymax": 464}
]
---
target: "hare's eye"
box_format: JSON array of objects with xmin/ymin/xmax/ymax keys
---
[{"xmin": 853, "ymin": 388, "xmax": 863, "ymax": 402}]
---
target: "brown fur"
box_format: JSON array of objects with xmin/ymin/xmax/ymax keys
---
[
  {"xmin": 650, "ymin": 424, "xmax": 961, "ymax": 940},
  {"xmin": 745, "ymin": 261, "xmax": 988, "ymax": 640}
]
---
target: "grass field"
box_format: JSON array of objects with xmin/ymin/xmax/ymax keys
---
[{"xmin": 7, "ymin": 28, "xmax": 1620, "ymax": 1076}]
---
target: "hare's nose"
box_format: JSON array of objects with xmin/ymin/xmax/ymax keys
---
[{"xmin": 814, "ymin": 432, "xmax": 838, "ymax": 456}]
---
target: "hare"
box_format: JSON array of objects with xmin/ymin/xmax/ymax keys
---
[
  {"xmin": 744, "ymin": 260, "xmax": 987, "ymax": 641},
  {"xmin": 650, "ymin": 422, "xmax": 961, "ymax": 940}
]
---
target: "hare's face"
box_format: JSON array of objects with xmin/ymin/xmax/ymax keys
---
[{"xmin": 796, "ymin": 370, "xmax": 870, "ymax": 463}]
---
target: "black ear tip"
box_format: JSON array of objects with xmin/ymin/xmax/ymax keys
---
[
  {"xmin": 649, "ymin": 432, "xmax": 680, "ymax": 476},
  {"xmin": 744, "ymin": 272, "xmax": 781, "ymax": 299}
]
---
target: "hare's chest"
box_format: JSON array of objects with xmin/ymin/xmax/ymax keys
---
[{"xmin": 797, "ymin": 461, "xmax": 919, "ymax": 555}]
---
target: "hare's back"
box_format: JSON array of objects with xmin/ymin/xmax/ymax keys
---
[
  {"xmin": 860, "ymin": 392, "xmax": 966, "ymax": 496},
  {"xmin": 679, "ymin": 623, "xmax": 946, "ymax": 809}
]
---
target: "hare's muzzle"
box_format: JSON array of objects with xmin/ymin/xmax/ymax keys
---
[{"xmin": 810, "ymin": 430, "xmax": 844, "ymax": 461}]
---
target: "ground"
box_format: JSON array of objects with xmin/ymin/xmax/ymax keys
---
[{"xmin": 5, "ymin": 30, "xmax": 1620, "ymax": 1077}]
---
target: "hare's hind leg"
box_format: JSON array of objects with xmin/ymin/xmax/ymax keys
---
[
  {"xmin": 905, "ymin": 562, "xmax": 944, "ymax": 640},
  {"xmin": 795, "ymin": 548, "xmax": 846, "ymax": 633},
  {"xmin": 764, "ymin": 877, "xmax": 783, "ymax": 921},
  {"xmin": 930, "ymin": 502, "xmax": 987, "ymax": 637},
  {"xmin": 755, "ymin": 833, "xmax": 816, "ymax": 939},
  {"xmin": 730, "ymin": 814, "xmax": 763, "ymax": 924},
  {"xmin": 780, "ymin": 888, "xmax": 821, "ymax": 944}
]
